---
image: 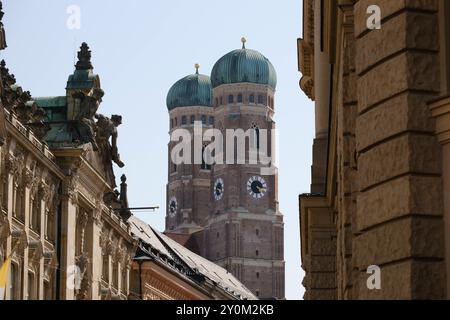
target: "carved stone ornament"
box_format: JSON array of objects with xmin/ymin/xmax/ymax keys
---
[{"xmin": 23, "ymin": 168, "xmax": 34, "ymax": 189}]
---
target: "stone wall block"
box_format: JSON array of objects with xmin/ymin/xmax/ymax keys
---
[
  {"xmin": 354, "ymin": 0, "xmax": 437, "ymax": 38},
  {"xmin": 356, "ymin": 175, "xmax": 443, "ymax": 231},
  {"xmin": 358, "ymin": 134, "xmax": 440, "ymax": 191}
]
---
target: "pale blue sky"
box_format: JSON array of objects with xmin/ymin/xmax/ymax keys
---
[{"xmin": 2, "ymin": 0, "xmax": 314, "ymax": 300}]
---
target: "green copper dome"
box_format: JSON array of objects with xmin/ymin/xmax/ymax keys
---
[
  {"xmin": 166, "ymin": 68, "xmax": 213, "ymax": 110},
  {"xmin": 211, "ymin": 42, "xmax": 277, "ymax": 89}
]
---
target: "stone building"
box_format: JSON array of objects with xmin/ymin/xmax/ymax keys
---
[
  {"xmin": 0, "ymin": 13, "xmax": 136, "ymax": 298},
  {"xmin": 164, "ymin": 41, "xmax": 285, "ymax": 299},
  {"xmin": 0, "ymin": 2, "xmax": 254, "ymax": 300},
  {"xmin": 298, "ymin": 0, "xmax": 450, "ymax": 299}
]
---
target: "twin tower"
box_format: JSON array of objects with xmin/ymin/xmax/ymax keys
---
[{"xmin": 164, "ymin": 39, "xmax": 284, "ymax": 299}]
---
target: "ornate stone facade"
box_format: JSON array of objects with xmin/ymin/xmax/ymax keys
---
[
  {"xmin": 0, "ymin": 3, "xmax": 252, "ymax": 300},
  {"xmin": 298, "ymin": 0, "xmax": 450, "ymax": 299},
  {"xmin": 0, "ymin": 6, "xmax": 136, "ymax": 299}
]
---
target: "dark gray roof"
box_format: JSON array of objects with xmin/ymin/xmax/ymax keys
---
[{"xmin": 129, "ymin": 216, "xmax": 256, "ymax": 300}]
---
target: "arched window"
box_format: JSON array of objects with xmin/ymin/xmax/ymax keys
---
[
  {"xmin": 190, "ymin": 115, "xmax": 195, "ymax": 124},
  {"xmin": 201, "ymin": 115, "xmax": 207, "ymax": 125},
  {"xmin": 201, "ymin": 145, "xmax": 211, "ymax": 170},
  {"xmin": 249, "ymin": 94, "xmax": 255, "ymax": 103},
  {"xmin": 251, "ymin": 123, "xmax": 260, "ymax": 151},
  {"xmin": 258, "ymin": 95, "xmax": 263, "ymax": 104},
  {"xmin": 237, "ymin": 94, "xmax": 243, "ymax": 103},
  {"xmin": 181, "ymin": 116, "xmax": 187, "ymax": 125},
  {"xmin": 209, "ymin": 116, "xmax": 214, "ymax": 126},
  {"xmin": 228, "ymin": 95, "xmax": 234, "ymax": 104}
]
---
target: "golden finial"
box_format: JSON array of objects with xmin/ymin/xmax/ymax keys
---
[
  {"xmin": 195, "ymin": 63, "xmax": 200, "ymax": 74},
  {"xmin": 241, "ymin": 37, "xmax": 247, "ymax": 49}
]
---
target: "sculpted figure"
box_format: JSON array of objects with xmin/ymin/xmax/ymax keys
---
[
  {"xmin": 95, "ymin": 114, "xmax": 125, "ymax": 168},
  {"xmin": 73, "ymin": 88, "xmax": 104, "ymax": 150}
]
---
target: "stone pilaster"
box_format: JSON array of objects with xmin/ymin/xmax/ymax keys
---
[
  {"xmin": 429, "ymin": 96, "xmax": 450, "ymax": 298},
  {"xmin": 59, "ymin": 176, "xmax": 78, "ymax": 300},
  {"xmin": 335, "ymin": 1, "xmax": 358, "ymax": 300},
  {"xmin": 354, "ymin": 0, "xmax": 445, "ymax": 299}
]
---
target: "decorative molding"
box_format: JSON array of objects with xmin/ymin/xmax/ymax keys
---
[
  {"xmin": 429, "ymin": 96, "xmax": 450, "ymax": 145},
  {"xmin": 298, "ymin": 0, "xmax": 315, "ymax": 101}
]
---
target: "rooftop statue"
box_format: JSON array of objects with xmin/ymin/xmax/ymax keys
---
[
  {"xmin": 96, "ymin": 113, "xmax": 125, "ymax": 168},
  {"xmin": 72, "ymin": 88, "xmax": 104, "ymax": 151}
]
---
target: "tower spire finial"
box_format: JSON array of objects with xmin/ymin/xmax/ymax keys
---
[
  {"xmin": 241, "ymin": 37, "xmax": 247, "ymax": 49},
  {"xmin": 75, "ymin": 42, "xmax": 93, "ymax": 70},
  {"xmin": 195, "ymin": 63, "xmax": 200, "ymax": 74}
]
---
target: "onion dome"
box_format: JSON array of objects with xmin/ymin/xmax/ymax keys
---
[
  {"xmin": 211, "ymin": 38, "xmax": 277, "ymax": 89},
  {"xmin": 166, "ymin": 64, "xmax": 213, "ymax": 111}
]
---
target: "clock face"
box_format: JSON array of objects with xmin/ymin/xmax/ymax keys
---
[
  {"xmin": 214, "ymin": 178, "xmax": 224, "ymax": 201},
  {"xmin": 168, "ymin": 197, "xmax": 178, "ymax": 218},
  {"xmin": 247, "ymin": 176, "xmax": 268, "ymax": 199}
]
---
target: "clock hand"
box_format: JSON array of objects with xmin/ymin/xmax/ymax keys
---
[{"xmin": 257, "ymin": 186, "xmax": 266, "ymax": 193}]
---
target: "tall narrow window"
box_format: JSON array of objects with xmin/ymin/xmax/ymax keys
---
[
  {"xmin": 112, "ymin": 262, "xmax": 118, "ymax": 288},
  {"xmin": 228, "ymin": 95, "xmax": 234, "ymax": 104},
  {"xmin": 121, "ymin": 270, "xmax": 127, "ymax": 294},
  {"xmin": 256, "ymin": 127, "xmax": 260, "ymax": 150},
  {"xmin": 249, "ymin": 94, "xmax": 255, "ymax": 103},
  {"xmin": 201, "ymin": 145, "xmax": 211, "ymax": 170},
  {"xmin": 181, "ymin": 116, "xmax": 187, "ymax": 125},
  {"xmin": 9, "ymin": 263, "xmax": 18, "ymax": 300},
  {"xmin": 258, "ymin": 95, "xmax": 263, "ymax": 104},
  {"xmin": 28, "ymin": 272, "xmax": 36, "ymax": 300},
  {"xmin": 251, "ymin": 123, "xmax": 260, "ymax": 151},
  {"xmin": 190, "ymin": 115, "xmax": 195, "ymax": 124},
  {"xmin": 208, "ymin": 116, "xmax": 215, "ymax": 126},
  {"xmin": 201, "ymin": 115, "xmax": 206, "ymax": 125},
  {"xmin": 102, "ymin": 254, "xmax": 109, "ymax": 282},
  {"xmin": 237, "ymin": 94, "xmax": 243, "ymax": 103}
]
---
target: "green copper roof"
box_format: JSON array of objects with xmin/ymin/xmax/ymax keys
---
[
  {"xmin": 33, "ymin": 96, "xmax": 67, "ymax": 108},
  {"xmin": 32, "ymin": 96, "xmax": 67, "ymax": 121},
  {"xmin": 166, "ymin": 72, "xmax": 213, "ymax": 110},
  {"xmin": 66, "ymin": 69, "xmax": 99, "ymax": 90},
  {"xmin": 211, "ymin": 48, "xmax": 277, "ymax": 89}
]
